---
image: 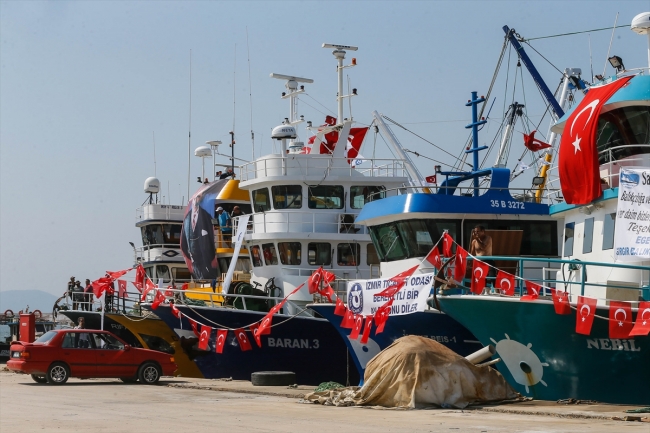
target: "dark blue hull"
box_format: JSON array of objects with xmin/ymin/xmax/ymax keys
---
[
  {"xmin": 309, "ymin": 304, "xmax": 482, "ymax": 382},
  {"xmin": 147, "ymin": 304, "xmax": 360, "ymax": 386}
]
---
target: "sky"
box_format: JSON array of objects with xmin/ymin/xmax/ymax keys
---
[{"xmin": 1, "ymin": 1, "xmax": 647, "ymax": 299}]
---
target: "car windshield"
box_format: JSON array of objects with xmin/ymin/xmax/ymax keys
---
[{"xmin": 34, "ymin": 331, "xmax": 57, "ymax": 344}]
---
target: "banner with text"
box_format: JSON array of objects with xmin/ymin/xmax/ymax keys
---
[
  {"xmin": 614, "ymin": 167, "xmax": 650, "ymax": 262},
  {"xmin": 346, "ymin": 273, "xmax": 434, "ymax": 316}
]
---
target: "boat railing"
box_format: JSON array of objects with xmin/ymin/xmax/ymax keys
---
[
  {"xmin": 544, "ymin": 144, "xmax": 650, "ymax": 202},
  {"xmin": 238, "ymin": 155, "xmax": 410, "ymax": 182},
  {"xmin": 232, "ymin": 212, "xmax": 369, "ymax": 235},
  {"xmin": 444, "ymin": 255, "xmax": 649, "ymax": 301},
  {"xmin": 135, "ymin": 204, "xmax": 185, "ymax": 223},
  {"xmin": 378, "ymin": 184, "xmax": 559, "ymax": 203}
]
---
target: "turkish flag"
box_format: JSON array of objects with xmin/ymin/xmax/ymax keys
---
[
  {"xmin": 442, "ymin": 232, "xmax": 454, "ymax": 258},
  {"xmin": 425, "ymin": 246, "xmax": 442, "ymax": 269},
  {"xmin": 307, "ymin": 267, "xmax": 324, "ymax": 295},
  {"xmin": 249, "ymin": 323, "xmax": 262, "ymax": 347},
  {"xmin": 92, "ymin": 277, "xmax": 112, "ymax": 298},
  {"xmin": 551, "ymin": 289, "xmax": 571, "ymax": 314},
  {"xmin": 521, "ymin": 281, "xmax": 542, "ymax": 301},
  {"xmin": 495, "ymin": 270, "xmax": 515, "ymax": 296},
  {"xmin": 170, "ymin": 302, "xmax": 181, "ymax": 319},
  {"xmin": 425, "ymin": 175, "xmax": 437, "ymax": 184},
  {"xmin": 134, "ymin": 264, "xmax": 145, "ymax": 292},
  {"xmin": 334, "ymin": 298, "xmax": 346, "ymax": 316},
  {"xmin": 576, "ymin": 296, "xmax": 597, "ymax": 335},
  {"xmin": 341, "ymin": 309, "xmax": 354, "ymax": 329},
  {"xmin": 345, "ymin": 127, "xmax": 369, "ymax": 161},
  {"xmin": 609, "ymin": 301, "xmax": 634, "ymax": 339},
  {"xmin": 559, "ymin": 76, "xmax": 633, "ymax": 204},
  {"xmin": 234, "ymin": 328, "xmax": 252, "ymax": 351},
  {"xmin": 141, "ymin": 278, "xmax": 156, "ymax": 301},
  {"xmin": 181, "ymin": 283, "xmax": 189, "ymax": 291},
  {"xmin": 106, "ymin": 268, "xmax": 130, "ymax": 280},
  {"xmin": 454, "ymin": 247, "xmax": 468, "ymax": 282},
  {"xmin": 349, "ymin": 314, "xmax": 364, "ymax": 340},
  {"xmin": 374, "ymin": 299, "xmax": 393, "ymax": 334},
  {"xmin": 215, "ymin": 329, "xmax": 228, "ymax": 354},
  {"xmin": 376, "ymin": 265, "xmax": 419, "ymax": 298},
  {"xmin": 523, "ymin": 130, "xmax": 552, "ymax": 152},
  {"xmin": 151, "ymin": 290, "xmax": 165, "ymax": 310},
  {"xmin": 630, "ymin": 302, "xmax": 650, "ymax": 336},
  {"xmin": 117, "ymin": 280, "xmax": 128, "ymax": 298},
  {"xmin": 253, "ymin": 315, "xmax": 273, "ymax": 347},
  {"xmin": 189, "ymin": 319, "xmax": 200, "ymax": 337},
  {"xmin": 360, "ymin": 316, "xmax": 373, "ymax": 344},
  {"xmin": 470, "ymin": 260, "xmax": 489, "ymax": 294},
  {"xmin": 198, "ymin": 325, "xmax": 212, "ymax": 350}
]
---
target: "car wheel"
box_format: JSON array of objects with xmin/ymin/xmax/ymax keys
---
[
  {"xmin": 119, "ymin": 377, "xmax": 138, "ymax": 383},
  {"xmin": 31, "ymin": 374, "xmax": 47, "ymax": 384},
  {"xmin": 46, "ymin": 362, "xmax": 70, "ymax": 385},
  {"xmin": 138, "ymin": 362, "xmax": 161, "ymax": 385}
]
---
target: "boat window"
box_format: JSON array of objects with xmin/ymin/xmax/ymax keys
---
[
  {"xmin": 596, "ymin": 106, "xmax": 650, "ymax": 164},
  {"xmin": 308, "ymin": 243, "xmax": 331, "ymax": 266},
  {"xmin": 156, "ymin": 265, "xmax": 170, "ymax": 281},
  {"xmin": 252, "ymin": 188, "xmax": 271, "ymax": 212},
  {"xmin": 367, "ymin": 244, "xmax": 380, "ymax": 265},
  {"xmin": 34, "ymin": 331, "xmax": 57, "ymax": 344},
  {"xmin": 250, "ymin": 245, "xmax": 263, "ymax": 267},
  {"xmin": 141, "ymin": 224, "xmax": 165, "ymax": 245},
  {"xmin": 139, "ymin": 334, "xmax": 175, "ymax": 354},
  {"xmin": 350, "ymin": 186, "xmax": 386, "ymax": 209},
  {"xmin": 278, "ymin": 242, "xmax": 301, "ymax": 265},
  {"xmin": 262, "ymin": 243, "xmax": 278, "ymax": 265},
  {"xmin": 163, "ymin": 224, "xmax": 182, "ymax": 244},
  {"xmin": 172, "ymin": 267, "xmax": 192, "ymax": 282},
  {"xmin": 583, "ymin": 218, "xmax": 595, "ymax": 254},
  {"xmin": 308, "ymin": 185, "xmax": 344, "ymax": 209},
  {"xmin": 272, "ymin": 185, "xmax": 302, "ymax": 209},
  {"xmin": 337, "ymin": 243, "xmax": 360, "ymax": 266},
  {"xmin": 564, "ymin": 222, "xmax": 575, "ymax": 257},
  {"xmin": 602, "ymin": 213, "xmax": 616, "ymax": 250},
  {"xmin": 145, "ymin": 266, "xmax": 154, "ymax": 279},
  {"xmin": 461, "ymin": 220, "xmax": 558, "ymax": 256},
  {"xmin": 396, "ymin": 220, "xmax": 437, "ymax": 257}
]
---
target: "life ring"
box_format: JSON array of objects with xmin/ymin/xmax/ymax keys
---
[
  {"xmin": 3, "ymin": 309, "xmax": 13, "ymax": 317},
  {"xmin": 33, "ymin": 310, "xmax": 42, "ymax": 318}
]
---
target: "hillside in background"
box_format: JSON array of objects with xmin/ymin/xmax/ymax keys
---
[{"xmin": 0, "ymin": 290, "xmax": 59, "ymax": 314}]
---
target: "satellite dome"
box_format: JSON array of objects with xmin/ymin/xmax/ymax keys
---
[
  {"xmin": 144, "ymin": 177, "xmax": 160, "ymax": 194},
  {"xmin": 631, "ymin": 12, "xmax": 650, "ymax": 34},
  {"xmin": 194, "ymin": 146, "xmax": 212, "ymax": 157},
  {"xmin": 271, "ymin": 124, "xmax": 297, "ymax": 140}
]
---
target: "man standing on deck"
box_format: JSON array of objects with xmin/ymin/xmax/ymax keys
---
[{"xmin": 470, "ymin": 225, "xmax": 495, "ymax": 290}]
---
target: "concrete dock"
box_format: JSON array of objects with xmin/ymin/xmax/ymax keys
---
[{"xmin": 1, "ymin": 368, "xmax": 648, "ymax": 432}]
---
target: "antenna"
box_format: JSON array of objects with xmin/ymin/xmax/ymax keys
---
[
  {"xmin": 322, "ymin": 43, "xmax": 358, "ymax": 122},
  {"xmin": 232, "ymin": 44, "xmax": 236, "ymax": 146},
  {"xmin": 246, "ymin": 27, "xmax": 255, "ymax": 161},
  {"xmin": 270, "ymin": 74, "xmax": 313, "ymax": 125},
  {"xmin": 152, "ymin": 131, "xmax": 157, "ymax": 177},
  {"xmin": 603, "ymin": 12, "xmax": 619, "ymax": 76},
  {"xmin": 187, "ymin": 49, "xmax": 192, "ymax": 202}
]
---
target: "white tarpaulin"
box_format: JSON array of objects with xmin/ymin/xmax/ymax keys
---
[
  {"xmin": 614, "ymin": 167, "xmax": 650, "ymax": 262},
  {"xmin": 346, "ymin": 273, "xmax": 434, "ymax": 316},
  {"xmin": 222, "ymin": 214, "xmax": 251, "ymax": 290}
]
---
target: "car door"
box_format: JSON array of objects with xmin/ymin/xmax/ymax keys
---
[
  {"xmin": 59, "ymin": 332, "xmax": 97, "ymax": 377},
  {"xmin": 92, "ymin": 333, "xmax": 136, "ymax": 377}
]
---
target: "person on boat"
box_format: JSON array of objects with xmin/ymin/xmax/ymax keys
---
[
  {"xmin": 470, "ymin": 225, "xmax": 495, "ymax": 287},
  {"xmin": 84, "ymin": 279, "xmax": 93, "ymax": 312},
  {"xmin": 217, "ymin": 207, "xmax": 232, "ymax": 243},
  {"xmin": 67, "ymin": 276, "xmax": 76, "ymax": 297},
  {"xmin": 72, "ymin": 280, "xmax": 85, "ymax": 310},
  {"xmin": 74, "ymin": 317, "xmax": 90, "ymax": 348},
  {"xmin": 219, "ymin": 168, "xmax": 235, "ymax": 180}
]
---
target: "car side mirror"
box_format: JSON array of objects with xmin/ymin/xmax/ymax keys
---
[{"xmin": 124, "ymin": 344, "xmax": 131, "ymax": 351}]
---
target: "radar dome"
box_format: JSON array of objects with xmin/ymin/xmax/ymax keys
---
[
  {"xmin": 144, "ymin": 177, "xmax": 160, "ymax": 194},
  {"xmin": 271, "ymin": 125, "xmax": 297, "ymax": 140},
  {"xmin": 631, "ymin": 12, "xmax": 650, "ymax": 34},
  {"xmin": 194, "ymin": 146, "xmax": 212, "ymax": 157}
]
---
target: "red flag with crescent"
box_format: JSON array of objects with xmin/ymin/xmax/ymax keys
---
[
  {"xmin": 470, "ymin": 260, "xmax": 489, "ymax": 294},
  {"xmin": 425, "ymin": 245, "xmax": 442, "ymax": 269},
  {"xmin": 551, "ymin": 289, "xmax": 571, "ymax": 314},
  {"xmin": 117, "ymin": 280, "xmax": 127, "ymax": 298},
  {"xmin": 189, "ymin": 319, "xmax": 200, "ymax": 337},
  {"xmin": 454, "ymin": 247, "xmax": 468, "ymax": 282},
  {"xmin": 106, "ymin": 268, "xmax": 131, "ymax": 280},
  {"xmin": 374, "ymin": 299, "xmax": 393, "ymax": 334},
  {"xmin": 559, "ymin": 76, "xmax": 633, "ymax": 205},
  {"xmin": 151, "ymin": 290, "xmax": 165, "ymax": 310},
  {"xmin": 609, "ymin": 301, "xmax": 633, "ymax": 339},
  {"xmin": 360, "ymin": 316, "xmax": 373, "ymax": 344},
  {"xmin": 576, "ymin": 296, "xmax": 597, "ymax": 335},
  {"xmin": 334, "ymin": 298, "xmax": 346, "ymax": 316},
  {"xmin": 442, "ymin": 232, "xmax": 454, "ymax": 258},
  {"xmin": 521, "ymin": 281, "xmax": 542, "ymax": 301},
  {"xmin": 249, "ymin": 323, "xmax": 262, "ymax": 348},
  {"xmin": 523, "ymin": 130, "xmax": 552, "ymax": 152},
  {"xmin": 134, "ymin": 264, "xmax": 145, "ymax": 292},
  {"xmin": 307, "ymin": 267, "xmax": 324, "ymax": 295},
  {"xmin": 234, "ymin": 328, "xmax": 252, "ymax": 351},
  {"xmin": 92, "ymin": 277, "xmax": 112, "ymax": 298},
  {"xmin": 170, "ymin": 302, "xmax": 181, "ymax": 319},
  {"xmin": 375, "ymin": 265, "xmax": 419, "ymax": 298},
  {"xmin": 253, "ymin": 315, "xmax": 274, "ymax": 347},
  {"xmin": 630, "ymin": 301, "xmax": 650, "ymax": 336},
  {"xmin": 215, "ymin": 329, "xmax": 228, "ymax": 354},
  {"xmin": 341, "ymin": 309, "xmax": 354, "ymax": 329},
  {"xmin": 349, "ymin": 314, "xmax": 364, "ymax": 340},
  {"xmin": 141, "ymin": 277, "xmax": 156, "ymax": 301},
  {"xmin": 198, "ymin": 325, "xmax": 211, "ymax": 350},
  {"xmin": 495, "ymin": 270, "xmax": 515, "ymax": 296}
]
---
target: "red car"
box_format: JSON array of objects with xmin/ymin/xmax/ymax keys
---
[{"xmin": 7, "ymin": 329, "xmax": 176, "ymax": 385}]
